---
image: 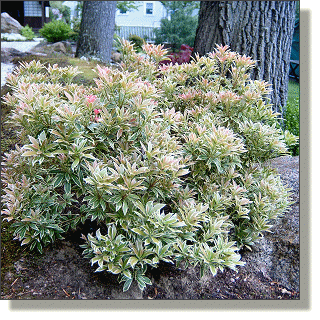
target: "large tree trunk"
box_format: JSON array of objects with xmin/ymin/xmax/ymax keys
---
[
  {"xmin": 192, "ymin": 1, "xmax": 296, "ymax": 115},
  {"xmin": 75, "ymin": 1, "xmax": 117, "ymax": 63}
]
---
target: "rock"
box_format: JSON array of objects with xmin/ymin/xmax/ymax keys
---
[
  {"xmin": 51, "ymin": 42, "xmax": 67, "ymax": 54},
  {"xmin": 1, "ymin": 47, "xmax": 29, "ymax": 63},
  {"xmin": 111, "ymin": 51, "xmax": 122, "ymax": 63},
  {"xmin": 1, "ymin": 12, "xmax": 22, "ymax": 34},
  {"xmin": 31, "ymin": 41, "xmax": 73, "ymax": 56},
  {"xmin": 224, "ymin": 155, "xmax": 299, "ymax": 293}
]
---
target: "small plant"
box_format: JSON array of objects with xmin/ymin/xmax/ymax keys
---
[
  {"xmin": 128, "ymin": 34, "xmax": 144, "ymax": 51},
  {"xmin": 39, "ymin": 20, "xmax": 72, "ymax": 43},
  {"xmin": 2, "ymin": 42, "xmax": 298, "ymax": 292},
  {"xmin": 20, "ymin": 25, "xmax": 35, "ymax": 40},
  {"xmin": 160, "ymin": 44, "xmax": 194, "ymax": 65}
]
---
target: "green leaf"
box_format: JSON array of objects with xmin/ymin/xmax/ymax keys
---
[
  {"xmin": 209, "ymin": 265, "xmax": 217, "ymax": 276},
  {"xmin": 122, "ymin": 277, "xmax": 133, "ymax": 292},
  {"xmin": 132, "ymin": 228, "xmax": 146, "ymax": 236},
  {"xmin": 123, "ymin": 269, "xmax": 132, "ymax": 279},
  {"xmin": 71, "ymin": 158, "xmax": 80, "ymax": 170},
  {"xmin": 122, "ymin": 201, "xmax": 128, "ymax": 215},
  {"xmin": 71, "ymin": 174, "xmax": 82, "ymax": 188},
  {"xmin": 100, "ymin": 199, "xmax": 106, "ymax": 211},
  {"xmin": 141, "ymin": 275, "xmax": 152, "ymax": 286},
  {"xmin": 22, "ymin": 150, "xmax": 38, "ymax": 157},
  {"xmin": 52, "ymin": 174, "xmax": 64, "ymax": 188},
  {"xmin": 128, "ymin": 256, "xmax": 139, "ymax": 268},
  {"xmin": 64, "ymin": 181, "xmax": 71, "ymax": 194},
  {"xmin": 108, "ymin": 224, "xmax": 116, "ymax": 240},
  {"xmin": 21, "ymin": 237, "xmax": 32, "ymax": 246}
]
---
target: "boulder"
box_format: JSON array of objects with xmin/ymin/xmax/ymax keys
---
[
  {"xmin": 31, "ymin": 41, "xmax": 73, "ymax": 56},
  {"xmin": 1, "ymin": 47, "xmax": 29, "ymax": 63},
  {"xmin": 111, "ymin": 51, "xmax": 122, "ymax": 63},
  {"xmin": 1, "ymin": 12, "xmax": 22, "ymax": 34}
]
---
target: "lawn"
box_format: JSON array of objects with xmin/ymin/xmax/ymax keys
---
[{"xmin": 287, "ymin": 79, "xmax": 300, "ymax": 105}]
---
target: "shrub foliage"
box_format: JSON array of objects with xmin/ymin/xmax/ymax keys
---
[
  {"xmin": 39, "ymin": 20, "xmax": 72, "ymax": 43},
  {"xmin": 20, "ymin": 25, "xmax": 35, "ymax": 40},
  {"xmin": 2, "ymin": 40, "xmax": 298, "ymax": 291}
]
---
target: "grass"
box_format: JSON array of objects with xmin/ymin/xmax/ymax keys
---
[
  {"xmin": 287, "ymin": 79, "xmax": 300, "ymax": 105},
  {"xmin": 284, "ymin": 79, "xmax": 300, "ymax": 155},
  {"xmin": 68, "ymin": 57, "xmax": 102, "ymax": 80}
]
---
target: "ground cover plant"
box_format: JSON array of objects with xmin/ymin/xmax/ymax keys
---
[{"xmin": 1, "ymin": 40, "xmax": 298, "ymax": 292}]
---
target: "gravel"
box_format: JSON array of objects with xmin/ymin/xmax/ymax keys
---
[
  {"xmin": 1, "ymin": 62, "xmax": 15, "ymax": 87},
  {"xmin": 1, "ymin": 40, "xmax": 42, "ymax": 52}
]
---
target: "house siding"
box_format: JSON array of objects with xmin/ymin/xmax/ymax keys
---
[{"xmin": 115, "ymin": 1, "xmax": 166, "ymax": 41}]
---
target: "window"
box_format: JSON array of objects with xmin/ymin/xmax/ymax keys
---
[
  {"xmin": 24, "ymin": 1, "xmax": 42, "ymax": 17},
  {"xmin": 119, "ymin": 8, "xmax": 128, "ymax": 15},
  {"xmin": 145, "ymin": 2, "xmax": 154, "ymax": 15}
]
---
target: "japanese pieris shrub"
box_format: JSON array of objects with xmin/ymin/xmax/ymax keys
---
[{"xmin": 2, "ymin": 42, "xmax": 298, "ymax": 292}]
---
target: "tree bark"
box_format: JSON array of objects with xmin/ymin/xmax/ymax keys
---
[
  {"xmin": 75, "ymin": 1, "xmax": 117, "ymax": 63},
  {"xmin": 192, "ymin": 1, "xmax": 296, "ymax": 114}
]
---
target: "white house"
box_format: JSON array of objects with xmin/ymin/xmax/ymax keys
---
[
  {"xmin": 115, "ymin": 1, "xmax": 167, "ymax": 41},
  {"xmin": 62, "ymin": 1, "xmax": 167, "ymax": 42}
]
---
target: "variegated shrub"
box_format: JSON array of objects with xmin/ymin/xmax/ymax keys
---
[{"xmin": 1, "ymin": 41, "xmax": 297, "ymax": 291}]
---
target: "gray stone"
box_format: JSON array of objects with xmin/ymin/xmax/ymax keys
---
[
  {"xmin": 1, "ymin": 47, "xmax": 29, "ymax": 63},
  {"xmin": 31, "ymin": 41, "xmax": 73, "ymax": 56},
  {"xmin": 111, "ymin": 51, "xmax": 122, "ymax": 63},
  {"xmin": 241, "ymin": 156, "xmax": 299, "ymax": 292},
  {"xmin": 1, "ymin": 12, "xmax": 22, "ymax": 34}
]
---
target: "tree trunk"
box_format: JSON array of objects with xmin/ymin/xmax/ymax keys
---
[
  {"xmin": 192, "ymin": 1, "xmax": 296, "ymax": 114},
  {"xmin": 75, "ymin": 1, "xmax": 117, "ymax": 63}
]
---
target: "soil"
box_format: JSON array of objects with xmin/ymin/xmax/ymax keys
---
[{"xmin": 0, "ymin": 237, "xmax": 299, "ymax": 300}]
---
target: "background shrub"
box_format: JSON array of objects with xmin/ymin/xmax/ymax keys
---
[
  {"xmin": 154, "ymin": 1, "xmax": 199, "ymax": 51},
  {"xmin": 39, "ymin": 20, "xmax": 72, "ymax": 43},
  {"xmin": 159, "ymin": 44, "xmax": 193, "ymax": 65},
  {"xmin": 128, "ymin": 34, "xmax": 144, "ymax": 51},
  {"xmin": 49, "ymin": 1, "xmax": 71, "ymax": 24},
  {"xmin": 20, "ymin": 25, "xmax": 35, "ymax": 40}
]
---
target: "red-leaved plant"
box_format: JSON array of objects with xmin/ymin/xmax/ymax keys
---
[{"xmin": 159, "ymin": 44, "xmax": 194, "ymax": 66}]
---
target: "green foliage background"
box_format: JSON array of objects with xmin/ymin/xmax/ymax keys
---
[{"xmin": 154, "ymin": 1, "xmax": 200, "ymax": 51}]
